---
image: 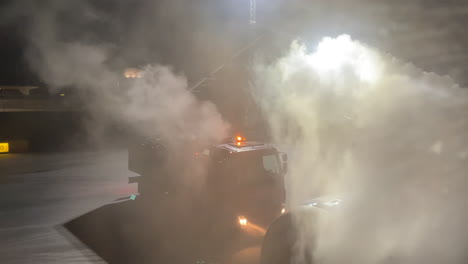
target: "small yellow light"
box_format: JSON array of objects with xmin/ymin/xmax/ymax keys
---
[
  {"xmin": 238, "ymin": 216, "xmax": 248, "ymax": 226},
  {"xmin": 124, "ymin": 68, "xmax": 142, "ymax": 79},
  {"xmin": 237, "ymin": 142, "xmax": 241, "ymax": 146},
  {"xmin": 0, "ymin": 142, "xmax": 9, "ymax": 153},
  {"xmin": 281, "ymin": 208, "xmax": 286, "ymax": 214}
]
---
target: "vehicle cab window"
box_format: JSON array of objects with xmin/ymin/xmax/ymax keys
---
[{"xmin": 262, "ymin": 154, "xmax": 281, "ymax": 175}]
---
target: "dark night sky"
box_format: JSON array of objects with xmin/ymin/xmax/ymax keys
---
[
  {"xmin": 0, "ymin": 21, "xmax": 35, "ymax": 85},
  {"xmin": 0, "ymin": 0, "xmax": 254, "ymax": 87},
  {"xmin": 2, "ymin": 0, "xmax": 468, "ymax": 87}
]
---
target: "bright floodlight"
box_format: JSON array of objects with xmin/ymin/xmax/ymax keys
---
[
  {"xmin": 310, "ymin": 35, "xmax": 353, "ymax": 72},
  {"xmin": 308, "ymin": 34, "xmax": 381, "ymax": 83}
]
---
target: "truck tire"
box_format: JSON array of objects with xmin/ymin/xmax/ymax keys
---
[
  {"xmin": 261, "ymin": 212, "xmax": 317, "ymax": 264},
  {"xmin": 260, "ymin": 214, "xmax": 296, "ymax": 264}
]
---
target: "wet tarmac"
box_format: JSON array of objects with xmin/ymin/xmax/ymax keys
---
[{"xmin": 0, "ymin": 150, "xmax": 137, "ymax": 263}]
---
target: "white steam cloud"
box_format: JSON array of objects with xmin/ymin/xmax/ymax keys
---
[
  {"xmin": 28, "ymin": 40, "xmax": 229, "ymax": 145},
  {"xmin": 26, "ymin": 23, "xmax": 229, "ymax": 190},
  {"xmin": 18, "ymin": 0, "xmax": 232, "ymax": 153},
  {"xmin": 254, "ymin": 34, "xmax": 468, "ymax": 263}
]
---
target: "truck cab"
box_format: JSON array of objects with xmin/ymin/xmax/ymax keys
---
[
  {"xmin": 206, "ymin": 140, "xmax": 287, "ymax": 227},
  {"xmin": 129, "ymin": 136, "xmax": 287, "ymax": 221},
  {"xmin": 128, "ymin": 136, "xmax": 288, "ymax": 261}
]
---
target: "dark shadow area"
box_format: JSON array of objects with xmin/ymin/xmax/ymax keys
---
[
  {"xmin": 64, "ymin": 194, "xmax": 265, "ymax": 264},
  {"xmin": 64, "ymin": 197, "xmax": 224, "ymax": 264},
  {"xmin": 0, "ymin": 111, "xmax": 130, "ymax": 153},
  {"xmin": 0, "ymin": 112, "xmax": 86, "ymax": 152},
  {"xmin": 64, "ymin": 199, "xmax": 166, "ymax": 264}
]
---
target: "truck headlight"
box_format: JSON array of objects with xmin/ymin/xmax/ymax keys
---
[
  {"xmin": 238, "ymin": 216, "xmax": 248, "ymax": 226},
  {"xmin": 237, "ymin": 215, "xmax": 266, "ymax": 236}
]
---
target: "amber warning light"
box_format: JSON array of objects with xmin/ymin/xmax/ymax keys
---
[
  {"xmin": 0, "ymin": 143, "xmax": 9, "ymax": 153},
  {"xmin": 235, "ymin": 135, "xmax": 246, "ymax": 142},
  {"xmin": 234, "ymin": 136, "xmax": 247, "ymax": 146}
]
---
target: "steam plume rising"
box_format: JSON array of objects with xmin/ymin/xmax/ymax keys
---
[
  {"xmin": 20, "ymin": 0, "xmax": 230, "ymax": 189},
  {"xmin": 19, "ymin": 0, "xmax": 231, "ymax": 143},
  {"xmin": 254, "ymin": 35, "xmax": 468, "ymax": 263},
  {"xmin": 27, "ymin": 36, "xmax": 229, "ymax": 148}
]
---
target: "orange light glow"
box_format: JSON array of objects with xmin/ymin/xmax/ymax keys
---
[
  {"xmin": 235, "ymin": 135, "xmax": 246, "ymax": 142},
  {"xmin": 238, "ymin": 216, "xmax": 248, "ymax": 226},
  {"xmin": 124, "ymin": 68, "xmax": 142, "ymax": 79},
  {"xmin": 237, "ymin": 216, "xmax": 267, "ymax": 237},
  {"xmin": 247, "ymin": 222, "xmax": 267, "ymax": 236},
  {"xmin": 237, "ymin": 142, "xmax": 241, "ymax": 146}
]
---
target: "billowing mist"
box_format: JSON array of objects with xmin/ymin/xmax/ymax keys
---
[
  {"xmin": 254, "ymin": 35, "xmax": 468, "ymax": 263},
  {"xmin": 18, "ymin": 0, "xmax": 231, "ymax": 189},
  {"xmin": 6, "ymin": 0, "xmax": 468, "ymax": 262}
]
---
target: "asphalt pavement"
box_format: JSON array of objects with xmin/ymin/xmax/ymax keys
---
[{"xmin": 0, "ymin": 150, "xmax": 137, "ymax": 263}]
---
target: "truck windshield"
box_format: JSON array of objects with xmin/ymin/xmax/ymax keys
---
[
  {"xmin": 262, "ymin": 153, "xmax": 281, "ymax": 175},
  {"xmin": 214, "ymin": 150, "xmax": 283, "ymax": 185}
]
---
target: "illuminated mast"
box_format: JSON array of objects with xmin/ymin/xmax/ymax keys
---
[{"xmin": 250, "ymin": 0, "xmax": 256, "ymax": 25}]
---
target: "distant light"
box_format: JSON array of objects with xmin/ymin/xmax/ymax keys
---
[
  {"xmin": 281, "ymin": 208, "xmax": 286, "ymax": 214},
  {"xmin": 238, "ymin": 216, "xmax": 248, "ymax": 226},
  {"xmin": 0, "ymin": 143, "xmax": 9, "ymax": 153},
  {"xmin": 124, "ymin": 68, "xmax": 142, "ymax": 79},
  {"xmin": 60, "ymin": 93, "xmax": 65, "ymax": 97}
]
